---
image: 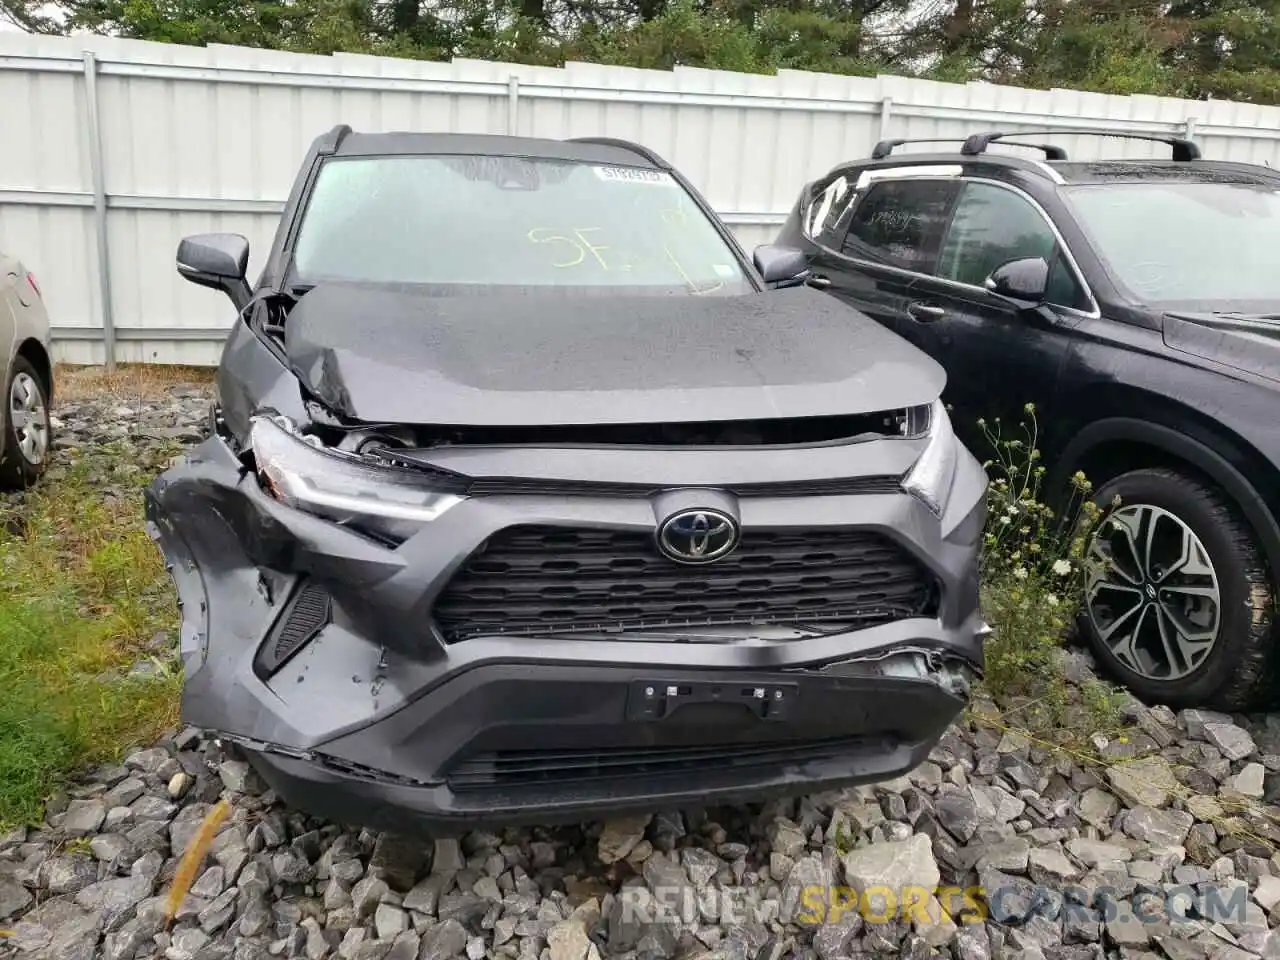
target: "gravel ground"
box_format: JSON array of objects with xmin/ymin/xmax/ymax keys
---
[{"xmin": 7, "ymin": 384, "xmax": 1280, "ymax": 960}]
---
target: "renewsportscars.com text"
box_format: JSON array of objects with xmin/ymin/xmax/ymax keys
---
[{"xmin": 608, "ymin": 882, "xmax": 1250, "ymax": 928}]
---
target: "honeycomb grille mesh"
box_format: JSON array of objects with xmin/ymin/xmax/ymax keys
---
[{"xmin": 433, "ymin": 525, "xmax": 937, "ymax": 641}]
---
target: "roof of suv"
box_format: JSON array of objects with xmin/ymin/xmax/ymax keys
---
[
  {"xmin": 1049, "ymin": 160, "xmax": 1280, "ymax": 185},
  {"xmin": 855, "ymin": 130, "xmax": 1280, "ymax": 188},
  {"xmin": 314, "ymin": 125, "xmax": 671, "ymax": 169}
]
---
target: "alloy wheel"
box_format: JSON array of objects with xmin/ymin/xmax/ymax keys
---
[
  {"xmin": 9, "ymin": 371, "xmax": 49, "ymax": 466},
  {"xmin": 1084, "ymin": 503, "xmax": 1222, "ymax": 682}
]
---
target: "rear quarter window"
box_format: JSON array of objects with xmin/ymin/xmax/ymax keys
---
[{"xmin": 806, "ymin": 174, "xmax": 858, "ymax": 247}]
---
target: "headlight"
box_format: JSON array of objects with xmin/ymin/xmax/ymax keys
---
[
  {"xmin": 249, "ymin": 414, "xmax": 465, "ymax": 541},
  {"xmin": 902, "ymin": 399, "xmax": 958, "ymax": 516}
]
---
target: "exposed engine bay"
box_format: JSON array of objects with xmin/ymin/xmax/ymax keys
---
[{"xmin": 295, "ymin": 403, "xmax": 933, "ymax": 453}]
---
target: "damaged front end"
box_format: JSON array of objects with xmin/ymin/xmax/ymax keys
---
[
  {"xmin": 147, "ymin": 396, "xmax": 988, "ymax": 833},
  {"xmin": 792, "ymin": 645, "xmax": 983, "ymax": 700}
]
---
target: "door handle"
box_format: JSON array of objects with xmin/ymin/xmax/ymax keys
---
[
  {"xmin": 907, "ymin": 302, "xmax": 946, "ymax": 322},
  {"xmin": 805, "ymin": 273, "xmax": 831, "ymax": 289}
]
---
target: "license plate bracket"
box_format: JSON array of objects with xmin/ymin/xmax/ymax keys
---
[{"xmin": 625, "ymin": 679, "xmax": 796, "ymax": 722}]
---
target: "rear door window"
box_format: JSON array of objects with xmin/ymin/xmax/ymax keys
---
[{"xmin": 839, "ymin": 179, "xmax": 960, "ymax": 273}]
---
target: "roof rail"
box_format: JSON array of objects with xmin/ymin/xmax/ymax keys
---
[
  {"xmin": 871, "ymin": 137, "xmax": 1067, "ymax": 160},
  {"xmin": 316, "ymin": 124, "xmax": 353, "ymax": 156},
  {"xmin": 567, "ymin": 136, "xmax": 671, "ymax": 169},
  {"xmin": 960, "ymin": 130, "xmax": 1201, "ymax": 162}
]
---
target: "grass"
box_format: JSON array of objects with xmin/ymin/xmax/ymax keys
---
[
  {"xmin": 51, "ymin": 361, "xmax": 215, "ymax": 403},
  {"xmin": 0, "ymin": 368, "xmax": 202, "ymax": 827}
]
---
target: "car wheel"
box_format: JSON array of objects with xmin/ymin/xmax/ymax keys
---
[
  {"xmin": 0, "ymin": 356, "xmax": 52, "ymax": 491},
  {"xmin": 1080, "ymin": 466, "xmax": 1275, "ymax": 711}
]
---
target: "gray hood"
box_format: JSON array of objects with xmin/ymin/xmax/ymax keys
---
[{"xmin": 283, "ymin": 283, "xmax": 946, "ymax": 425}]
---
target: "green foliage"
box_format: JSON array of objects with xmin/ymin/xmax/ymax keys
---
[
  {"xmin": 975, "ymin": 404, "xmax": 1125, "ymax": 738},
  {"xmin": 1019, "ymin": 15, "xmax": 1179, "ymax": 96},
  {"xmin": 566, "ymin": 2, "xmax": 765, "ymax": 72},
  {"xmin": 8, "ymin": 0, "xmax": 1280, "ymax": 106},
  {"xmin": 831, "ymin": 817, "xmax": 857, "ymax": 855}
]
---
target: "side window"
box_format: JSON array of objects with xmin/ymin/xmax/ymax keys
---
[
  {"xmin": 1045, "ymin": 251, "xmax": 1091, "ymax": 311},
  {"xmin": 840, "ymin": 179, "xmax": 959, "ymax": 273},
  {"xmin": 937, "ymin": 181, "xmax": 1090, "ymax": 310}
]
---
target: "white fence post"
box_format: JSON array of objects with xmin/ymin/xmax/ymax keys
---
[
  {"xmin": 81, "ymin": 50, "xmax": 116, "ymax": 371},
  {"xmin": 507, "ymin": 75, "xmax": 520, "ymax": 135},
  {"xmin": 878, "ymin": 96, "xmax": 893, "ymax": 142}
]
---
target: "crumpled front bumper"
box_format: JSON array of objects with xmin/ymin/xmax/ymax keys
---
[{"xmin": 146, "ymin": 430, "xmax": 989, "ymax": 832}]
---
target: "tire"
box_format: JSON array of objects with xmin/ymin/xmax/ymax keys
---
[
  {"xmin": 1079, "ymin": 467, "xmax": 1276, "ymax": 711},
  {"xmin": 0, "ymin": 355, "xmax": 52, "ymax": 491}
]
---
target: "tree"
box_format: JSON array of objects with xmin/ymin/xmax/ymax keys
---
[{"xmin": 3, "ymin": 0, "xmax": 1279, "ymax": 105}]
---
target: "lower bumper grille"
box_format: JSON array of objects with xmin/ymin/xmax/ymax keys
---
[
  {"xmin": 433, "ymin": 525, "xmax": 938, "ymax": 641},
  {"xmin": 254, "ymin": 580, "xmax": 332, "ymax": 678},
  {"xmin": 445, "ymin": 736, "xmax": 880, "ymax": 791}
]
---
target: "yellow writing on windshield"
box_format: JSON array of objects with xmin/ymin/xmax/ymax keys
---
[
  {"xmin": 663, "ymin": 242, "xmax": 724, "ymax": 295},
  {"xmin": 527, "ymin": 227, "xmax": 615, "ymax": 270},
  {"xmin": 527, "ymin": 222, "xmax": 723, "ymax": 294},
  {"xmin": 660, "ymin": 205, "xmax": 690, "ymax": 227}
]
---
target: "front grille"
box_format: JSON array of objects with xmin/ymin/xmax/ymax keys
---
[
  {"xmin": 445, "ymin": 736, "xmax": 881, "ymax": 791},
  {"xmin": 432, "ymin": 525, "xmax": 938, "ymax": 642}
]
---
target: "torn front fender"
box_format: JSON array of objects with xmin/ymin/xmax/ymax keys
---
[
  {"xmin": 144, "ymin": 432, "xmax": 409, "ymax": 745},
  {"xmin": 147, "ymin": 434, "xmax": 407, "ymax": 590}
]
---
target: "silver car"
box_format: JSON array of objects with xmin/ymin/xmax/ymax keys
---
[{"xmin": 1, "ymin": 251, "xmax": 53, "ymax": 490}]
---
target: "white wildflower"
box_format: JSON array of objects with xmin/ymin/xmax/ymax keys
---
[
  {"xmin": 1052, "ymin": 559, "xmax": 1072, "ymax": 576},
  {"xmin": 1046, "ymin": 594, "xmax": 1059, "ymax": 607},
  {"xmin": 1013, "ymin": 566, "xmax": 1028, "ymax": 580},
  {"xmin": 1000, "ymin": 516, "xmax": 1012, "ymax": 525}
]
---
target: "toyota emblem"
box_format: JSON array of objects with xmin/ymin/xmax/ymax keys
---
[{"xmin": 656, "ymin": 508, "xmax": 740, "ymax": 564}]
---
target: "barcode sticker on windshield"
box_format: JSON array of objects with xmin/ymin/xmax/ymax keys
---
[{"xmin": 593, "ymin": 166, "xmax": 672, "ymax": 185}]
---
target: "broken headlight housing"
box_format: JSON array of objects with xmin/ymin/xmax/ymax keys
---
[
  {"xmin": 901, "ymin": 399, "xmax": 958, "ymax": 516},
  {"xmin": 248, "ymin": 413, "xmax": 465, "ymax": 541}
]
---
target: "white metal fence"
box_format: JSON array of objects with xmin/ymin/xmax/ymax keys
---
[{"xmin": 3, "ymin": 32, "xmax": 1280, "ymax": 366}]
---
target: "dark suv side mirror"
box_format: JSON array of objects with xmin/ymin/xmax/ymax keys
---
[
  {"xmin": 753, "ymin": 244, "xmax": 812, "ymax": 288},
  {"xmin": 177, "ymin": 233, "xmax": 252, "ymax": 312},
  {"xmin": 984, "ymin": 256, "xmax": 1049, "ymax": 307}
]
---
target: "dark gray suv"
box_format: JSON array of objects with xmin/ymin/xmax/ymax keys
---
[{"xmin": 147, "ymin": 125, "xmax": 989, "ymax": 833}]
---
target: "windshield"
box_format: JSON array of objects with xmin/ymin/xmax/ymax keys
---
[
  {"xmin": 289, "ymin": 155, "xmax": 753, "ymax": 296},
  {"xmin": 1062, "ymin": 181, "xmax": 1280, "ymax": 311}
]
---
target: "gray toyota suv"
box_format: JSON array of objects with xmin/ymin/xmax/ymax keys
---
[{"xmin": 147, "ymin": 125, "xmax": 989, "ymax": 833}]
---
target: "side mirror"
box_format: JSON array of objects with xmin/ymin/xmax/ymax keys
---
[
  {"xmin": 177, "ymin": 233, "xmax": 251, "ymax": 312},
  {"xmin": 753, "ymin": 244, "xmax": 811, "ymax": 288},
  {"xmin": 983, "ymin": 256, "xmax": 1049, "ymax": 307}
]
